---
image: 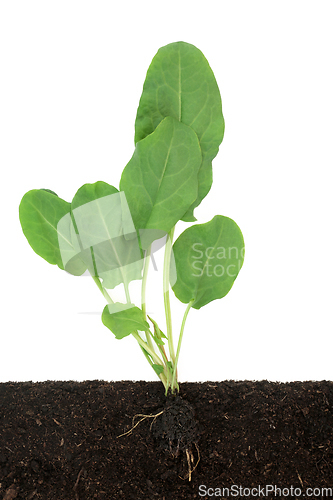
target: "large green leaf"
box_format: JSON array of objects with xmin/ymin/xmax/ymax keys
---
[
  {"xmin": 66, "ymin": 182, "xmax": 144, "ymax": 288},
  {"xmin": 19, "ymin": 182, "xmax": 145, "ymax": 287},
  {"xmin": 135, "ymin": 41, "xmax": 225, "ymax": 220},
  {"xmin": 120, "ymin": 116, "xmax": 202, "ymax": 236},
  {"xmin": 102, "ymin": 302, "xmax": 149, "ymax": 339},
  {"xmin": 172, "ymin": 215, "xmax": 244, "ymax": 309},
  {"xmin": 57, "ymin": 181, "xmax": 121, "ymax": 276},
  {"xmin": 19, "ymin": 189, "xmax": 76, "ymax": 271}
]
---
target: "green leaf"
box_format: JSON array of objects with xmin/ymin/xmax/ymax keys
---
[
  {"xmin": 181, "ymin": 163, "xmax": 212, "ymax": 222},
  {"xmin": 62, "ymin": 182, "xmax": 144, "ymax": 288},
  {"xmin": 66, "ymin": 181, "xmax": 120, "ymax": 276},
  {"xmin": 172, "ymin": 215, "xmax": 244, "ymax": 309},
  {"xmin": 120, "ymin": 116, "xmax": 202, "ymax": 237},
  {"xmin": 19, "ymin": 180, "xmax": 146, "ymax": 284},
  {"xmin": 148, "ymin": 315, "xmax": 168, "ymax": 340},
  {"xmin": 98, "ymin": 236, "xmax": 143, "ymax": 289},
  {"xmin": 152, "ymin": 364, "xmax": 165, "ymax": 376},
  {"xmin": 102, "ymin": 302, "xmax": 149, "ymax": 339},
  {"xmin": 19, "ymin": 189, "xmax": 75, "ymax": 271},
  {"xmin": 135, "ymin": 41, "xmax": 225, "ymax": 220},
  {"xmin": 152, "ymin": 335, "xmax": 165, "ymax": 346}
]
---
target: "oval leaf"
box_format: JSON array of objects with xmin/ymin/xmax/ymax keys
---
[
  {"xmin": 172, "ymin": 215, "xmax": 244, "ymax": 309},
  {"xmin": 68, "ymin": 183, "xmax": 143, "ymax": 288},
  {"xmin": 135, "ymin": 41, "xmax": 225, "ymax": 220},
  {"xmin": 120, "ymin": 116, "xmax": 202, "ymax": 236},
  {"xmin": 102, "ymin": 303, "xmax": 149, "ymax": 339},
  {"xmin": 19, "ymin": 189, "xmax": 72, "ymax": 270}
]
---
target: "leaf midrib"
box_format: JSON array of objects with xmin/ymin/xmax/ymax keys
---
[
  {"xmin": 94, "ymin": 200, "xmax": 129, "ymax": 285},
  {"xmin": 178, "ymin": 45, "xmax": 181, "ymax": 121},
  {"xmin": 145, "ymin": 125, "xmax": 174, "ymax": 227}
]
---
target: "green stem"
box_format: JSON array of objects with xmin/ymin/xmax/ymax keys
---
[
  {"xmin": 91, "ymin": 270, "xmax": 167, "ymax": 388},
  {"xmin": 141, "ymin": 246, "xmax": 156, "ymax": 353},
  {"xmin": 141, "ymin": 246, "xmax": 151, "ymax": 319},
  {"xmin": 171, "ymin": 299, "xmax": 194, "ymax": 392},
  {"xmin": 137, "ymin": 330, "xmax": 169, "ymax": 390},
  {"xmin": 163, "ymin": 227, "xmax": 175, "ymax": 363},
  {"xmin": 138, "ymin": 343, "xmax": 168, "ymax": 390},
  {"xmin": 132, "ymin": 331, "xmax": 165, "ymax": 367},
  {"xmin": 146, "ymin": 328, "xmax": 169, "ymax": 366},
  {"xmin": 124, "ymin": 282, "xmax": 131, "ymax": 304},
  {"xmin": 133, "ymin": 330, "xmax": 168, "ymax": 389},
  {"xmin": 145, "ymin": 328, "xmax": 155, "ymax": 359},
  {"xmin": 92, "ymin": 275, "xmax": 114, "ymax": 304}
]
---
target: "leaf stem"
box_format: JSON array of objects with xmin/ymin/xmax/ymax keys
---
[
  {"xmin": 132, "ymin": 330, "xmax": 169, "ymax": 389},
  {"xmin": 141, "ymin": 246, "xmax": 151, "ymax": 319},
  {"xmin": 138, "ymin": 343, "xmax": 168, "ymax": 390},
  {"xmin": 91, "ymin": 267, "xmax": 167, "ymax": 387},
  {"xmin": 136, "ymin": 329, "xmax": 169, "ymax": 390},
  {"xmin": 140, "ymin": 246, "xmax": 156, "ymax": 353},
  {"xmin": 91, "ymin": 275, "xmax": 114, "ymax": 304},
  {"xmin": 163, "ymin": 227, "xmax": 175, "ymax": 364},
  {"xmin": 124, "ymin": 282, "xmax": 131, "ymax": 304},
  {"xmin": 132, "ymin": 331, "xmax": 165, "ymax": 367},
  {"xmin": 171, "ymin": 299, "xmax": 194, "ymax": 392},
  {"xmin": 146, "ymin": 327, "xmax": 169, "ymax": 366}
]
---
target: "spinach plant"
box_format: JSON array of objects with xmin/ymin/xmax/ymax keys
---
[{"xmin": 19, "ymin": 42, "xmax": 244, "ymax": 395}]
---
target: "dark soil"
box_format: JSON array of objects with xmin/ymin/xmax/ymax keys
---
[{"xmin": 1, "ymin": 380, "xmax": 333, "ymax": 499}]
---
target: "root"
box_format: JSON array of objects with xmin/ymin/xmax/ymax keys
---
[
  {"xmin": 73, "ymin": 467, "xmax": 84, "ymax": 499},
  {"xmin": 117, "ymin": 396, "xmax": 200, "ymax": 481},
  {"xmin": 117, "ymin": 411, "xmax": 164, "ymax": 438},
  {"xmin": 180, "ymin": 442, "xmax": 200, "ymax": 482}
]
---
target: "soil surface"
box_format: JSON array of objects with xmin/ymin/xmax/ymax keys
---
[{"xmin": 1, "ymin": 380, "xmax": 333, "ymax": 499}]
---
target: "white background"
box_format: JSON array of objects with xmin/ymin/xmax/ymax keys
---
[{"xmin": 1, "ymin": 1, "xmax": 332, "ymax": 384}]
